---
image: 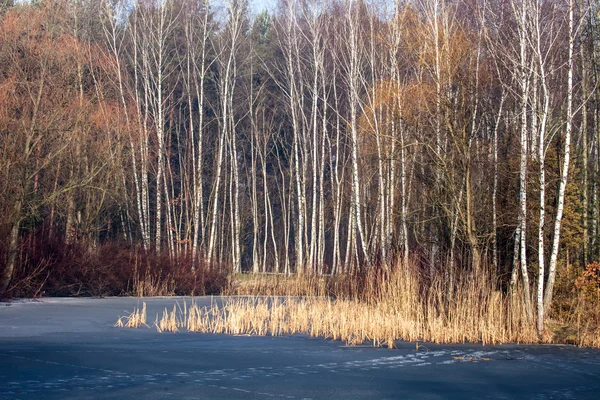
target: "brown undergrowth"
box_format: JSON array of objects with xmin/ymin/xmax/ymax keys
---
[
  {"xmin": 549, "ymin": 261, "xmax": 600, "ymax": 347},
  {"xmin": 2, "ymin": 230, "xmax": 228, "ymax": 298}
]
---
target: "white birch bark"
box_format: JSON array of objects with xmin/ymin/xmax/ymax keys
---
[
  {"xmin": 492, "ymin": 91, "xmax": 505, "ymax": 271},
  {"xmin": 305, "ymin": 2, "xmax": 322, "ymax": 274},
  {"xmin": 533, "ymin": 0, "xmax": 551, "ymax": 337},
  {"xmin": 101, "ymin": 1, "xmax": 150, "ymax": 250},
  {"xmin": 544, "ymin": 0, "xmax": 574, "ymax": 312},
  {"xmin": 279, "ymin": 0, "xmax": 306, "ymax": 274},
  {"xmin": 318, "ymin": 45, "xmax": 328, "ymax": 274},
  {"xmin": 346, "ymin": 0, "xmax": 371, "ymax": 266},
  {"xmin": 331, "ymin": 64, "xmax": 344, "ymax": 274},
  {"xmin": 188, "ymin": 0, "xmax": 210, "ymax": 269},
  {"xmin": 580, "ymin": 0, "xmax": 589, "ymax": 264},
  {"xmin": 512, "ymin": 0, "xmax": 533, "ymax": 320},
  {"xmin": 207, "ymin": 112, "xmax": 227, "ymax": 264},
  {"xmin": 250, "ymin": 93, "xmax": 259, "ymax": 273}
]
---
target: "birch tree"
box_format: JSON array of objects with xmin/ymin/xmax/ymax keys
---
[
  {"xmin": 511, "ymin": 0, "xmax": 533, "ymax": 320},
  {"xmin": 184, "ymin": 0, "xmax": 212, "ymax": 268},
  {"xmin": 344, "ymin": 0, "xmax": 371, "ymax": 267},
  {"xmin": 543, "ymin": 0, "xmax": 575, "ymax": 314}
]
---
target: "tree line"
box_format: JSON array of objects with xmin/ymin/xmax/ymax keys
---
[{"xmin": 0, "ymin": 0, "xmax": 596, "ymax": 333}]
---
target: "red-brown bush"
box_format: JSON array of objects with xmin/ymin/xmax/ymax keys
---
[{"xmin": 1, "ymin": 229, "xmax": 228, "ymax": 298}]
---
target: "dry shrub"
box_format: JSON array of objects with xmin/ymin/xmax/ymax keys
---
[
  {"xmin": 550, "ymin": 261, "xmax": 600, "ymax": 347},
  {"xmin": 3, "ymin": 233, "xmax": 131, "ymax": 297},
  {"xmin": 575, "ymin": 262, "xmax": 600, "ymax": 302},
  {"xmin": 128, "ymin": 252, "xmax": 227, "ymax": 297},
  {"xmin": 2, "ymin": 229, "xmax": 228, "ymax": 298}
]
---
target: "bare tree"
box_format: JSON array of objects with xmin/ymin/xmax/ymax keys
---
[{"xmin": 544, "ymin": 0, "xmax": 575, "ymax": 313}]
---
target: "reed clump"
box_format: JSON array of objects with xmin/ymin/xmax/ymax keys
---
[
  {"xmin": 216, "ymin": 266, "xmax": 535, "ymax": 346},
  {"xmin": 227, "ymin": 273, "xmax": 329, "ymax": 297},
  {"xmin": 115, "ymin": 262, "xmax": 600, "ymax": 347},
  {"xmin": 133, "ymin": 269, "xmax": 176, "ymax": 298},
  {"xmin": 155, "ymin": 304, "xmax": 182, "ymax": 333},
  {"xmin": 115, "ymin": 302, "xmax": 147, "ymax": 328}
]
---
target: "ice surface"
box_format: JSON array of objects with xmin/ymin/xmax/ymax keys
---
[{"xmin": 1, "ymin": 297, "xmax": 599, "ymax": 399}]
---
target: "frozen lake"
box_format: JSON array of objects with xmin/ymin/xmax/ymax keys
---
[{"xmin": 1, "ymin": 297, "xmax": 599, "ymax": 399}]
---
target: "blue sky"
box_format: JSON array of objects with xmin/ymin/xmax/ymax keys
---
[
  {"xmin": 249, "ymin": 0, "xmax": 276, "ymax": 14},
  {"xmin": 186, "ymin": 0, "xmax": 276, "ymax": 17}
]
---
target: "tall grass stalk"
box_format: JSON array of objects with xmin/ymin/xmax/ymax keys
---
[
  {"xmin": 130, "ymin": 265, "xmax": 538, "ymax": 346},
  {"xmin": 115, "ymin": 302, "xmax": 147, "ymax": 328},
  {"xmin": 117, "ymin": 263, "xmax": 599, "ymax": 347}
]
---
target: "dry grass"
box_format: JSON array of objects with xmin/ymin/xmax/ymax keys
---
[
  {"xmin": 115, "ymin": 263, "xmax": 600, "ymax": 348},
  {"xmin": 115, "ymin": 302, "xmax": 147, "ymax": 328},
  {"xmin": 191, "ymin": 267, "xmax": 537, "ymax": 347},
  {"xmin": 226, "ymin": 271, "xmax": 378, "ymax": 301},
  {"xmin": 133, "ymin": 269, "xmax": 176, "ymax": 297},
  {"xmin": 154, "ymin": 304, "xmax": 182, "ymax": 333},
  {"xmin": 228, "ymin": 273, "xmax": 338, "ymax": 298}
]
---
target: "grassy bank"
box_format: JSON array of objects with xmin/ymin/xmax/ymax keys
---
[{"xmin": 118, "ymin": 263, "xmax": 600, "ymax": 348}]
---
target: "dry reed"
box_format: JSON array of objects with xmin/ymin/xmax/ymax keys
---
[
  {"xmin": 133, "ymin": 268, "xmax": 176, "ymax": 297},
  {"xmin": 115, "ymin": 302, "xmax": 147, "ymax": 328},
  {"xmin": 227, "ymin": 273, "xmax": 330, "ymax": 297},
  {"xmin": 115, "ymin": 264, "xmax": 599, "ymax": 348}
]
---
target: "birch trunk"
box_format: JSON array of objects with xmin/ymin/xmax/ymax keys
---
[
  {"xmin": 534, "ymin": 0, "xmax": 551, "ymax": 336},
  {"xmin": 281, "ymin": 1, "xmax": 306, "ymax": 273},
  {"xmin": 346, "ymin": 1, "xmax": 370, "ymax": 266},
  {"xmin": 544, "ymin": 0, "xmax": 574, "ymax": 312},
  {"xmin": 189, "ymin": 0, "xmax": 210, "ymax": 268},
  {"xmin": 514, "ymin": 0, "xmax": 533, "ymax": 320},
  {"xmin": 492, "ymin": 92, "xmax": 505, "ymax": 271},
  {"xmin": 580, "ymin": 0, "xmax": 589, "ymax": 264}
]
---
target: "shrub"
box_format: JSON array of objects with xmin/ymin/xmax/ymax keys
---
[
  {"xmin": 2, "ymin": 229, "xmax": 228, "ymax": 298},
  {"xmin": 550, "ymin": 261, "xmax": 600, "ymax": 347}
]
